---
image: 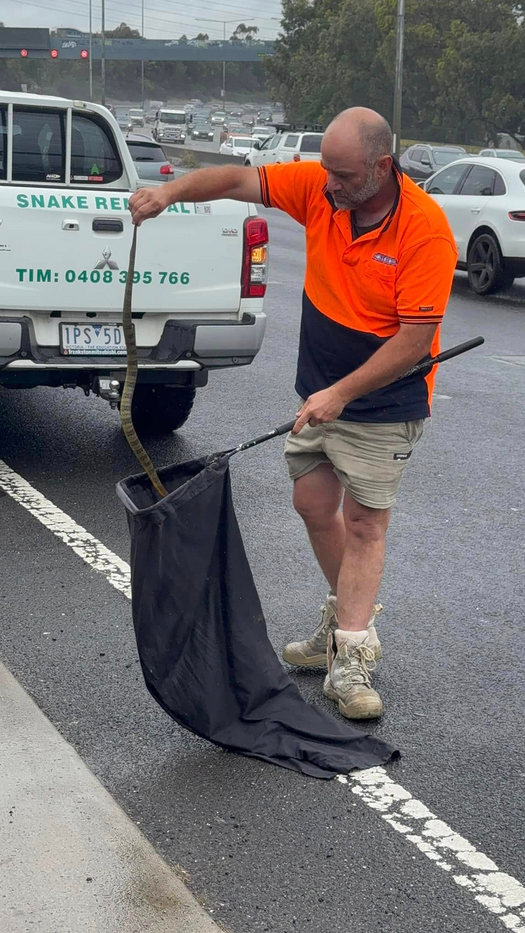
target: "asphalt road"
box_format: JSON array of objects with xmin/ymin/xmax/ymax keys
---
[{"xmin": 1, "ymin": 208, "xmax": 525, "ymax": 933}]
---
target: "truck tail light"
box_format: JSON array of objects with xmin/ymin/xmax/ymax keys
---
[
  {"xmin": 508, "ymin": 211, "xmax": 525, "ymax": 221},
  {"xmin": 241, "ymin": 217, "xmax": 269, "ymax": 298},
  {"xmin": 293, "ymin": 153, "xmax": 301, "ymax": 162},
  {"xmin": 160, "ymin": 164, "xmax": 174, "ymax": 174}
]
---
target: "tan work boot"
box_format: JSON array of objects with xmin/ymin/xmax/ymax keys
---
[
  {"xmin": 323, "ymin": 629, "xmax": 383, "ymax": 720},
  {"xmin": 282, "ymin": 596, "xmax": 383, "ymax": 668}
]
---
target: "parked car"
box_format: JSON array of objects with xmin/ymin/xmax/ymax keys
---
[
  {"xmin": 245, "ymin": 131, "xmax": 323, "ymax": 166},
  {"xmin": 211, "ymin": 111, "xmax": 226, "ymax": 126},
  {"xmin": 125, "ymin": 134, "xmax": 174, "ymax": 183},
  {"xmin": 400, "ymin": 144, "xmax": 467, "ymax": 180},
  {"xmin": 0, "ymin": 90, "xmax": 269, "ymax": 434},
  {"xmin": 191, "ymin": 121, "xmax": 214, "ymax": 141},
  {"xmin": 478, "ymin": 148, "xmax": 525, "ymax": 161},
  {"xmin": 220, "ymin": 135, "xmax": 258, "ymax": 158},
  {"xmin": 421, "ymin": 157, "xmax": 525, "ymax": 294},
  {"xmin": 251, "ymin": 125, "xmax": 273, "ymax": 143}
]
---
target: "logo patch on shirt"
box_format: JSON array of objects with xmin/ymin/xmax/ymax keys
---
[
  {"xmin": 372, "ymin": 252, "xmax": 397, "ymax": 267},
  {"xmin": 393, "ymin": 451, "xmax": 413, "ymax": 461},
  {"xmin": 419, "ymin": 305, "xmax": 434, "ymax": 312}
]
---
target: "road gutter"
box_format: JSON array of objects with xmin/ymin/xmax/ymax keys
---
[{"xmin": 0, "ymin": 661, "xmax": 223, "ymax": 933}]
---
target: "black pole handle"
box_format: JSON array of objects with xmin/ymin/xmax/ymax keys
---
[
  {"xmin": 234, "ymin": 421, "xmax": 295, "ymax": 453},
  {"xmin": 233, "ymin": 336, "xmax": 485, "ymax": 454},
  {"xmin": 402, "ymin": 335, "xmax": 484, "ymax": 379},
  {"xmin": 432, "ymin": 335, "xmax": 484, "ymax": 365}
]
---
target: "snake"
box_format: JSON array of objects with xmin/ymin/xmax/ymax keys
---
[{"xmin": 120, "ymin": 225, "xmax": 168, "ymax": 499}]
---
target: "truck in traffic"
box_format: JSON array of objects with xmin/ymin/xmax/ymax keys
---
[
  {"xmin": 0, "ymin": 92, "xmax": 269, "ymax": 434},
  {"xmin": 153, "ymin": 109, "xmax": 187, "ymax": 145}
]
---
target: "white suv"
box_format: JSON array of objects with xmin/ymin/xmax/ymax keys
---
[{"xmin": 245, "ymin": 132, "xmax": 323, "ymax": 167}]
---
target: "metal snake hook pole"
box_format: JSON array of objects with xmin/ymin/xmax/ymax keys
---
[{"xmin": 120, "ymin": 225, "xmax": 168, "ymax": 499}]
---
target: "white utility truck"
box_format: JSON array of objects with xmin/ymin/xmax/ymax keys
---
[
  {"xmin": 0, "ymin": 92, "xmax": 268, "ymax": 433},
  {"xmin": 153, "ymin": 108, "xmax": 187, "ymax": 145}
]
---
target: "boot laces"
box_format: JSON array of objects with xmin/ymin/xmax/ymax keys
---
[{"xmin": 337, "ymin": 642, "xmax": 377, "ymax": 689}]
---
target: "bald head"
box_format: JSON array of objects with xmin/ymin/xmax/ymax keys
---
[
  {"xmin": 324, "ymin": 108, "xmax": 393, "ymax": 166},
  {"xmin": 321, "ymin": 108, "xmax": 394, "ymax": 211}
]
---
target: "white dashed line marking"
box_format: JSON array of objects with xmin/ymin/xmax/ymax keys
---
[
  {"xmin": 2, "ymin": 457, "xmax": 524, "ymax": 930},
  {"xmin": 0, "ymin": 459, "xmax": 131, "ymax": 598},
  {"xmin": 339, "ymin": 769, "xmax": 525, "ymax": 930}
]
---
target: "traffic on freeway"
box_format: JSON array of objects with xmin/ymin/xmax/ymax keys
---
[{"xmin": 2, "ymin": 28, "xmax": 525, "ymax": 933}]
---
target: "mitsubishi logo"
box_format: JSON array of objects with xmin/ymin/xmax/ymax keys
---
[{"xmin": 94, "ymin": 246, "xmax": 119, "ymax": 270}]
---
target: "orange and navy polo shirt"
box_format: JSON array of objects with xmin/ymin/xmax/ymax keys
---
[{"xmin": 258, "ymin": 160, "xmax": 458, "ymax": 422}]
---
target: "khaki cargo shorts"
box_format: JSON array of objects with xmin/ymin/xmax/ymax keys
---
[{"xmin": 284, "ymin": 416, "xmax": 424, "ymax": 510}]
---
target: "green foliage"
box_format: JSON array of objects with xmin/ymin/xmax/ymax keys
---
[
  {"xmin": 180, "ymin": 150, "xmax": 200, "ymax": 169},
  {"xmin": 267, "ymin": 0, "xmax": 525, "ymax": 144}
]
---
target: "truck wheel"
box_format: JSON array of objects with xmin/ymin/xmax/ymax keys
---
[{"xmin": 128, "ymin": 386, "xmax": 196, "ymax": 435}]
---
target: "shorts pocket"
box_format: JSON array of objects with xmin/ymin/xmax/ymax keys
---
[{"xmin": 404, "ymin": 419, "xmax": 425, "ymax": 446}]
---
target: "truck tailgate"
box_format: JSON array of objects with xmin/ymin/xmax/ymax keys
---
[{"xmin": 1, "ymin": 188, "xmax": 246, "ymax": 316}]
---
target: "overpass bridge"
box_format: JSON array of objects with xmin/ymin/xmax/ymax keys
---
[{"xmin": 0, "ymin": 27, "xmax": 274, "ymax": 61}]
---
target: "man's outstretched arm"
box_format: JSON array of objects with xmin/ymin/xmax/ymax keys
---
[{"xmin": 129, "ymin": 165, "xmax": 263, "ymax": 225}]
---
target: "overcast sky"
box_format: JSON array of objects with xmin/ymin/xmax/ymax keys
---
[{"xmin": 6, "ymin": 0, "xmax": 282, "ymax": 42}]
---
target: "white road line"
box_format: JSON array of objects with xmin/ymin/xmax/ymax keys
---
[
  {"xmin": 1, "ymin": 456, "xmax": 524, "ymax": 930},
  {"xmin": 338, "ymin": 769, "xmax": 525, "ymax": 931},
  {"xmin": 0, "ymin": 459, "xmax": 131, "ymax": 599}
]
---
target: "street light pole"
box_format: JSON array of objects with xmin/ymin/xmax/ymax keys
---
[
  {"xmin": 141, "ymin": 0, "xmax": 145, "ymax": 109},
  {"xmin": 101, "ymin": 0, "xmax": 106, "ymax": 106},
  {"xmin": 222, "ymin": 21, "xmax": 226, "ymax": 103},
  {"xmin": 88, "ymin": 0, "xmax": 93, "ymax": 99},
  {"xmin": 392, "ymin": 0, "xmax": 405, "ymax": 160}
]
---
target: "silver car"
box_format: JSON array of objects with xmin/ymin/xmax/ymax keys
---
[
  {"xmin": 478, "ymin": 148, "xmax": 525, "ymax": 161},
  {"xmin": 125, "ymin": 135, "xmax": 174, "ymax": 183}
]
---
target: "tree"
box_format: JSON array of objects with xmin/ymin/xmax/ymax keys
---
[
  {"xmin": 104, "ymin": 23, "xmax": 140, "ymax": 38},
  {"xmin": 230, "ymin": 23, "xmax": 260, "ymax": 43},
  {"xmin": 267, "ymin": 0, "xmax": 525, "ymax": 144},
  {"xmin": 268, "ymin": 0, "xmax": 389, "ymax": 125}
]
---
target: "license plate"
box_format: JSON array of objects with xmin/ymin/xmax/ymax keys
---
[{"xmin": 60, "ymin": 323, "xmax": 127, "ymax": 355}]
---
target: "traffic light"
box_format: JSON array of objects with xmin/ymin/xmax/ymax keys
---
[
  {"xmin": 50, "ymin": 49, "xmax": 58, "ymax": 59},
  {"xmin": 20, "ymin": 49, "xmax": 28, "ymax": 58},
  {"xmin": 80, "ymin": 49, "xmax": 89, "ymax": 59}
]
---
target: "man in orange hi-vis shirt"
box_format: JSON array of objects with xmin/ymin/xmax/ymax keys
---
[{"xmin": 130, "ymin": 107, "xmax": 458, "ymax": 722}]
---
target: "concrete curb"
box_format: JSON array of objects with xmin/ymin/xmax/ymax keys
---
[{"xmin": 0, "ymin": 662, "xmax": 223, "ymax": 933}]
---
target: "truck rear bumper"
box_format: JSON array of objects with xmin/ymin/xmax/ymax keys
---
[{"xmin": 0, "ymin": 312, "xmax": 266, "ymax": 383}]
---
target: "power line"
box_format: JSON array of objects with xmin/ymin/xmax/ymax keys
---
[
  {"xmin": 14, "ymin": 0, "xmax": 278, "ymax": 39},
  {"xmin": 134, "ymin": 0, "xmax": 283, "ymax": 20},
  {"xmin": 117, "ymin": 0, "xmax": 282, "ymax": 27}
]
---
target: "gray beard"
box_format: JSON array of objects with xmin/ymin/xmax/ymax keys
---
[{"xmin": 334, "ymin": 170, "xmax": 382, "ymax": 211}]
